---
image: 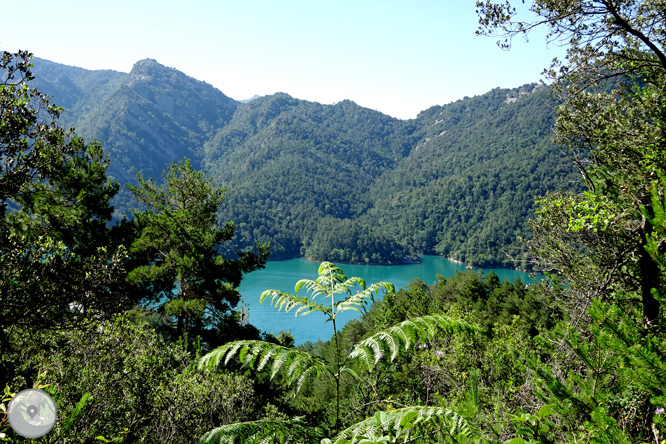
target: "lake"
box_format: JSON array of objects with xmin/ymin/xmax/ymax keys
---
[{"xmin": 237, "ymin": 256, "xmax": 539, "ymax": 344}]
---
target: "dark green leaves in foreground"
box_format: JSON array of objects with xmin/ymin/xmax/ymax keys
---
[{"xmin": 198, "ymin": 340, "xmax": 329, "ymax": 393}]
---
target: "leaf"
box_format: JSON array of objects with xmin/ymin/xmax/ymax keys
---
[
  {"xmin": 536, "ymin": 404, "xmax": 555, "ymax": 419},
  {"xmin": 504, "ymin": 438, "xmax": 527, "ymax": 444},
  {"xmin": 198, "ymin": 340, "xmax": 329, "ymax": 392},
  {"xmin": 349, "ymin": 314, "xmax": 482, "ymax": 370},
  {"xmin": 398, "ymin": 411, "xmax": 418, "ymax": 429},
  {"xmin": 335, "ymin": 281, "xmax": 394, "ymax": 316},
  {"xmin": 330, "ymin": 407, "xmax": 468, "ymax": 443},
  {"xmin": 198, "ymin": 417, "xmax": 313, "ymax": 444},
  {"xmin": 260, "ymin": 289, "xmax": 330, "ymax": 317}
]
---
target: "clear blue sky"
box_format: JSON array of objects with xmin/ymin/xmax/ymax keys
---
[{"xmin": 2, "ymin": 1, "xmax": 563, "ymax": 119}]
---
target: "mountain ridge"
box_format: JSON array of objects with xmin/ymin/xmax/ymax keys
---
[{"xmin": 28, "ymin": 56, "xmax": 578, "ymax": 267}]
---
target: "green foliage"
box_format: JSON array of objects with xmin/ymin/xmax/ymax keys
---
[
  {"xmin": 302, "ymin": 217, "xmax": 406, "ymax": 264},
  {"xmin": 325, "ymin": 271, "xmax": 557, "ymax": 442},
  {"xmin": 324, "ymin": 407, "xmax": 470, "ymax": 444},
  {"xmin": 364, "ymin": 84, "xmax": 577, "ymax": 269},
  {"xmin": 127, "ymin": 158, "xmax": 269, "ymax": 342},
  {"xmin": 205, "ymin": 85, "xmax": 578, "ymax": 267},
  {"xmin": 198, "ymin": 263, "xmax": 479, "ymax": 443},
  {"xmin": 37, "ymin": 57, "xmax": 238, "ymax": 214},
  {"xmin": 508, "ymin": 404, "xmax": 555, "ymax": 443},
  {"xmin": 1, "ymin": 52, "xmax": 139, "ymax": 347},
  {"xmin": 198, "ymin": 417, "xmax": 319, "ymax": 444},
  {"xmin": 380, "ymin": 271, "xmax": 561, "ymax": 337},
  {"xmin": 3, "ymin": 312, "xmax": 257, "ymax": 443},
  {"xmin": 264, "ymin": 262, "xmax": 395, "ymax": 319},
  {"xmin": 350, "ymin": 314, "xmax": 482, "ymax": 370},
  {"xmin": 642, "ymin": 175, "xmax": 666, "ymax": 269},
  {"xmin": 28, "ymin": 55, "xmax": 581, "ymax": 268},
  {"xmin": 477, "ymin": 0, "xmax": 666, "ymax": 441},
  {"xmin": 199, "ymin": 340, "xmax": 329, "ymax": 394},
  {"xmin": 524, "ymin": 295, "xmax": 666, "ymax": 442},
  {"xmin": 0, "ymin": 50, "xmax": 69, "ymax": 208}
]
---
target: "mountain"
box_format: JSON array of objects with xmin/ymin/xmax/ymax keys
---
[
  {"xmin": 32, "ymin": 58, "xmax": 239, "ymax": 218},
  {"xmin": 28, "ymin": 57, "xmax": 580, "ymax": 267},
  {"xmin": 240, "ymin": 94, "xmax": 262, "ymax": 103},
  {"xmin": 203, "ymin": 94, "xmax": 414, "ymax": 260},
  {"xmin": 202, "ymin": 84, "xmax": 579, "ymax": 267},
  {"xmin": 364, "ymin": 84, "xmax": 577, "ymax": 268}
]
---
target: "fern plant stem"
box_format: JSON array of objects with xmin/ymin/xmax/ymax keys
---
[
  {"xmin": 329, "ymin": 267, "xmax": 342, "ymax": 434},
  {"xmin": 333, "ymin": 316, "xmax": 341, "ymax": 434}
]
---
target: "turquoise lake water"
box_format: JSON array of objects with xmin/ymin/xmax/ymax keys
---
[{"xmin": 237, "ymin": 256, "xmax": 539, "ymax": 344}]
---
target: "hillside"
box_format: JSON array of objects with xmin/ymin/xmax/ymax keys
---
[
  {"xmin": 203, "ymin": 93, "xmax": 414, "ymax": 260},
  {"xmin": 29, "ymin": 57, "xmax": 579, "ymax": 267},
  {"xmin": 32, "ymin": 57, "xmax": 239, "ymax": 218},
  {"xmin": 202, "ymin": 84, "xmax": 579, "ymax": 267},
  {"xmin": 365, "ymin": 84, "xmax": 579, "ymax": 268}
]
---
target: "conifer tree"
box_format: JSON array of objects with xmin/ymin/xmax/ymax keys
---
[
  {"xmin": 127, "ymin": 159, "xmax": 269, "ymax": 343},
  {"xmin": 1, "ymin": 51, "xmax": 137, "ymax": 344}
]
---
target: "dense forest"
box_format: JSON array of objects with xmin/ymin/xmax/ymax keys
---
[
  {"xmin": 2, "ymin": 0, "xmax": 666, "ymax": 442},
  {"xmin": 28, "ymin": 56, "xmax": 580, "ymax": 268}
]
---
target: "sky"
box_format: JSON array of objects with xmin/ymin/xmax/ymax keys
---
[{"xmin": 1, "ymin": 1, "xmax": 564, "ymax": 120}]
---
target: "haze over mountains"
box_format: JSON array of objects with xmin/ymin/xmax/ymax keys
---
[{"xmin": 30, "ymin": 57, "xmax": 579, "ymax": 268}]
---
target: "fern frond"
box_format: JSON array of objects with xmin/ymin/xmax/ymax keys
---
[
  {"xmin": 293, "ymin": 279, "xmax": 328, "ymax": 300},
  {"xmin": 260, "ymin": 289, "xmax": 330, "ymax": 316},
  {"xmin": 315, "ymin": 262, "xmax": 347, "ymax": 288},
  {"xmin": 329, "ymin": 406, "xmax": 469, "ymax": 443},
  {"xmin": 332, "ymin": 276, "xmax": 366, "ymax": 295},
  {"xmin": 317, "ymin": 261, "xmax": 345, "ymax": 277},
  {"xmin": 340, "ymin": 366, "xmax": 361, "ymax": 381},
  {"xmin": 61, "ymin": 393, "xmax": 93, "ymax": 435},
  {"xmin": 334, "ymin": 293, "xmax": 371, "ymax": 315},
  {"xmin": 335, "ymin": 281, "xmax": 395, "ymax": 315},
  {"xmin": 198, "ymin": 417, "xmax": 313, "ymax": 444},
  {"xmin": 349, "ymin": 314, "xmax": 481, "ymax": 370},
  {"xmin": 198, "ymin": 340, "xmax": 330, "ymax": 392}
]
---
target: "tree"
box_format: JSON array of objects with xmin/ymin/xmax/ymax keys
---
[
  {"xmin": 476, "ymin": 0, "xmax": 666, "ymax": 440},
  {"xmin": 477, "ymin": 0, "xmax": 666, "ymax": 323},
  {"xmin": 0, "ymin": 51, "xmax": 139, "ymax": 349},
  {"xmin": 197, "ymin": 262, "xmax": 481, "ymax": 443},
  {"xmin": 1, "ymin": 311, "xmax": 257, "ymax": 443},
  {"xmin": 0, "ymin": 50, "xmax": 70, "ymax": 216},
  {"xmin": 127, "ymin": 158, "xmax": 269, "ymax": 343}
]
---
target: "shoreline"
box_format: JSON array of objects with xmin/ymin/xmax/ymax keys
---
[
  {"xmin": 266, "ymin": 254, "xmax": 530, "ymax": 272},
  {"xmin": 301, "ymin": 255, "xmax": 422, "ymax": 266}
]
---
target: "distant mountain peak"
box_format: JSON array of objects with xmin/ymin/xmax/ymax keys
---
[
  {"xmin": 128, "ymin": 59, "xmax": 163, "ymax": 84},
  {"xmin": 240, "ymin": 94, "xmax": 262, "ymax": 103},
  {"xmin": 135, "ymin": 58, "xmax": 160, "ymax": 66}
]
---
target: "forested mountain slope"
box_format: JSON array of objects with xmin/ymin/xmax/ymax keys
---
[
  {"xmin": 364, "ymin": 84, "xmax": 580, "ymax": 268},
  {"xmin": 205, "ymin": 85, "xmax": 579, "ymax": 266},
  {"xmin": 29, "ymin": 57, "xmax": 579, "ymax": 267},
  {"xmin": 32, "ymin": 58, "xmax": 239, "ymax": 218},
  {"xmin": 203, "ymin": 94, "xmax": 415, "ymax": 260}
]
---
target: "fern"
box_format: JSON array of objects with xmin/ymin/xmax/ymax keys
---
[
  {"xmin": 260, "ymin": 289, "xmax": 331, "ymax": 316},
  {"xmin": 349, "ymin": 314, "xmax": 482, "ymax": 370},
  {"xmin": 60, "ymin": 392, "xmax": 93, "ymax": 436},
  {"xmin": 198, "ymin": 340, "xmax": 330, "ymax": 392},
  {"xmin": 323, "ymin": 407, "xmax": 471, "ymax": 444},
  {"xmin": 197, "ymin": 263, "xmax": 482, "ymax": 443},
  {"xmin": 261, "ymin": 263, "xmax": 392, "ymax": 319},
  {"xmin": 335, "ymin": 281, "xmax": 395, "ymax": 316},
  {"xmin": 198, "ymin": 417, "xmax": 318, "ymax": 444}
]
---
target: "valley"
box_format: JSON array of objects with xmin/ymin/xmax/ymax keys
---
[{"xmin": 31, "ymin": 57, "xmax": 579, "ymax": 268}]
